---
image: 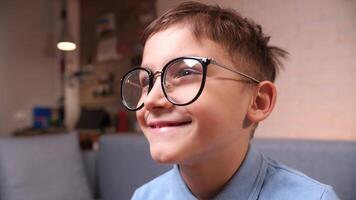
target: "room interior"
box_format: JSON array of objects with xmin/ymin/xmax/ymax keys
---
[
  {"xmin": 0, "ymin": 0, "xmax": 355, "ymax": 199},
  {"xmin": 1, "ymin": 0, "xmax": 355, "ymax": 140}
]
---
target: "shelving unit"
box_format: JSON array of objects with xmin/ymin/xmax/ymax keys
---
[{"xmin": 79, "ymin": 0, "xmax": 156, "ymax": 132}]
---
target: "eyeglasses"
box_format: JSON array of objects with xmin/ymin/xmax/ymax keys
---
[{"xmin": 121, "ymin": 56, "xmax": 260, "ymax": 111}]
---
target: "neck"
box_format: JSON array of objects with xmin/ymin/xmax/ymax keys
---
[{"xmin": 179, "ymin": 142, "xmax": 249, "ymax": 199}]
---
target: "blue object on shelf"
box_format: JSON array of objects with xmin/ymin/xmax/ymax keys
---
[{"xmin": 33, "ymin": 107, "xmax": 51, "ymax": 129}]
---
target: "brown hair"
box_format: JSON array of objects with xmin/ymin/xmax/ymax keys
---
[{"xmin": 142, "ymin": 1, "xmax": 287, "ymax": 82}]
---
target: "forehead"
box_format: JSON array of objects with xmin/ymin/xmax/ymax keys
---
[{"xmin": 141, "ymin": 25, "xmax": 231, "ymax": 71}]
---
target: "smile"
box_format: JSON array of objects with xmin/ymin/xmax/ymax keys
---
[{"xmin": 148, "ymin": 121, "xmax": 192, "ymax": 129}]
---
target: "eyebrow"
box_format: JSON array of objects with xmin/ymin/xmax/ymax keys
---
[
  {"xmin": 140, "ymin": 54, "xmax": 205, "ymax": 68},
  {"xmin": 139, "ymin": 56, "xmax": 177, "ymax": 71}
]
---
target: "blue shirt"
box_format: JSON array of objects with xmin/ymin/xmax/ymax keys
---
[{"xmin": 131, "ymin": 146, "xmax": 340, "ymax": 200}]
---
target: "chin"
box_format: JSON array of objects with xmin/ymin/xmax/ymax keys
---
[{"xmin": 149, "ymin": 145, "xmax": 181, "ymax": 164}]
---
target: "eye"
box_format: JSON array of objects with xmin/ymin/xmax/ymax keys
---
[
  {"xmin": 174, "ymin": 67, "xmax": 202, "ymax": 79},
  {"xmin": 139, "ymin": 76, "xmax": 149, "ymax": 88},
  {"xmin": 137, "ymin": 70, "xmax": 150, "ymax": 89}
]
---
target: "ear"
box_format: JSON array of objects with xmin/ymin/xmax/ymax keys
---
[{"xmin": 247, "ymin": 81, "xmax": 277, "ymax": 123}]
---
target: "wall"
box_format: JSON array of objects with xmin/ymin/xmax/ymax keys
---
[
  {"xmin": 157, "ymin": 0, "xmax": 356, "ymax": 140},
  {"xmin": 0, "ymin": 0, "xmax": 61, "ymax": 135}
]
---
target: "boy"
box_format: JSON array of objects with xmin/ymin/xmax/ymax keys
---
[{"xmin": 120, "ymin": 1, "xmax": 340, "ymax": 199}]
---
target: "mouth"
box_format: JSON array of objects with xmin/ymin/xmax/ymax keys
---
[{"xmin": 148, "ymin": 121, "xmax": 192, "ymax": 129}]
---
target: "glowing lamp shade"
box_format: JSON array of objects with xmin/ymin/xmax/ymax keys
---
[
  {"xmin": 56, "ymin": 24, "xmax": 76, "ymax": 51},
  {"xmin": 57, "ymin": 0, "xmax": 76, "ymax": 52},
  {"xmin": 57, "ymin": 41, "xmax": 76, "ymax": 51}
]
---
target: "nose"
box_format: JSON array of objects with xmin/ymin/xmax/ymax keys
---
[{"xmin": 143, "ymin": 75, "xmax": 172, "ymax": 110}]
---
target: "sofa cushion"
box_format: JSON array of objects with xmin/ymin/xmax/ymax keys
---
[
  {"xmin": 0, "ymin": 133, "xmax": 93, "ymax": 200},
  {"xmin": 98, "ymin": 133, "xmax": 171, "ymax": 200},
  {"xmin": 82, "ymin": 150, "xmax": 99, "ymax": 198}
]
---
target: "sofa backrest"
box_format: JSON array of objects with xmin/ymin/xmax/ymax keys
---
[
  {"xmin": 96, "ymin": 134, "xmax": 356, "ymax": 200},
  {"xmin": 0, "ymin": 133, "xmax": 94, "ymax": 200},
  {"xmin": 252, "ymin": 138, "xmax": 356, "ymax": 200},
  {"xmin": 97, "ymin": 133, "xmax": 171, "ymax": 200}
]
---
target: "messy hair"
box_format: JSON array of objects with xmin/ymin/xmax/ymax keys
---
[{"xmin": 142, "ymin": 1, "xmax": 287, "ymax": 82}]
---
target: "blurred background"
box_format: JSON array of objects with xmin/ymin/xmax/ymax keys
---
[{"xmin": 0, "ymin": 0, "xmax": 355, "ymax": 142}]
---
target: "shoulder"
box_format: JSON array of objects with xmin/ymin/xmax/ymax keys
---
[
  {"xmin": 131, "ymin": 168, "xmax": 180, "ymax": 200},
  {"xmin": 259, "ymin": 157, "xmax": 340, "ymax": 200}
]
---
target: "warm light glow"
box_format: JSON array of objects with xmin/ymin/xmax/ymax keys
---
[{"xmin": 57, "ymin": 41, "xmax": 77, "ymax": 51}]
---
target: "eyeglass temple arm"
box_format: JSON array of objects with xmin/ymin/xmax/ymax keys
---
[{"xmin": 210, "ymin": 60, "xmax": 261, "ymax": 83}]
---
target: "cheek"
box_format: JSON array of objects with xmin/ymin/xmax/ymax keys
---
[
  {"xmin": 190, "ymin": 85, "xmax": 250, "ymax": 131},
  {"xmin": 136, "ymin": 110, "xmax": 146, "ymax": 127}
]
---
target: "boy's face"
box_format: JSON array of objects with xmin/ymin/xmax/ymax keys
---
[{"xmin": 136, "ymin": 25, "xmax": 254, "ymax": 165}]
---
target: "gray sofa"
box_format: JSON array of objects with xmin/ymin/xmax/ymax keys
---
[
  {"xmin": 1, "ymin": 133, "xmax": 355, "ymax": 200},
  {"xmin": 90, "ymin": 134, "xmax": 356, "ymax": 200}
]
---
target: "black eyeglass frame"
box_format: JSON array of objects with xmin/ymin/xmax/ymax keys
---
[{"xmin": 121, "ymin": 56, "xmax": 261, "ymax": 111}]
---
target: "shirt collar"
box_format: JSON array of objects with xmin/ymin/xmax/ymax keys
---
[{"xmin": 173, "ymin": 145, "xmax": 267, "ymax": 200}]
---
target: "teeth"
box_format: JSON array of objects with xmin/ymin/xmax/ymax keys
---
[{"xmin": 150, "ymin": 121, "xmax": 191, "ymax": 128}]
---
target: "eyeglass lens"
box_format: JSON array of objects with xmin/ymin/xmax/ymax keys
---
[
  {"xmin": 122, "ymin": 58, "xmax": 205, "ymax": 110},
  {"xmin": 122, "ymin": 69, "xmax": 149, "ymax": 110}
]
